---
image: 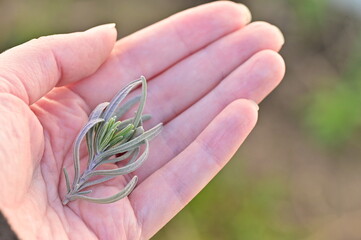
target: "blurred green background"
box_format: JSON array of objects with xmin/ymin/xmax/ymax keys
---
[{"xmin": 1, "ymin": 0, "xmax": 361, "ymax": 239}]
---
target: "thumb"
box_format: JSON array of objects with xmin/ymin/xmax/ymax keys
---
[{"xmin": 0, "ymin": 23, "xmax": 117, "ymax": 104}]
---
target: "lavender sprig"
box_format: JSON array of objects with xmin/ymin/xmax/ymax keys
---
[{"xmin": 62, "ymin": 76, "xmax": 162, "ymax": 205}]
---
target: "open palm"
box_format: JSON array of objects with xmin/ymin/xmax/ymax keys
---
[{"xmin": 0, "ymin": 2, "xmax": 285, "ymax": 240}]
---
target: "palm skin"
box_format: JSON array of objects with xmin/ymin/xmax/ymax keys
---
[{"xmin": 0, "ymin": 2, "xmax": 285, "ymax": 240}]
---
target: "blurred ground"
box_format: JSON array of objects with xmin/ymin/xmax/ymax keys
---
[{"xmin": 1, "ymin": 0, "xmax": 361, "ymax": 239}]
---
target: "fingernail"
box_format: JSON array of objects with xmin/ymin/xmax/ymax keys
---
[
  {"xmin": 238, "ymin": 3, "xmax": 252, "ymax": 24},
  {"xmin": 86, "ymin": 23, "xmax": 116, "ymax": 32},
  {"xmin": 248, "ymin": 99, "xmax": 259, "ymax": 111}
]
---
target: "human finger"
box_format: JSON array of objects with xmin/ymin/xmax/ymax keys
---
[
  {"xmin": 0, "ymin": 24, "xmax": 117, "ymax": 104},
  {"xmin": 70, "ymin": 2, "xmax": 252, "ymax": 109},
  {"xmin": 131, "ymin": 99, "xmax": 258, "ymax": 239}
]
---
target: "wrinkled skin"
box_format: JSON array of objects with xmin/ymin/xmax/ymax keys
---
[{"xmin": 0, "ymin": 2, "xmax": 285, "ymax": 240}]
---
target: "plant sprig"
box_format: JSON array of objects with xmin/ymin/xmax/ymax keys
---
[{"xmin": 62, "ymin": 76, "xmax": 162, "ymax": 205}]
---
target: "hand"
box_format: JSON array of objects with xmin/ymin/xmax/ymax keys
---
[{"xmin": 0, "ymin": 2, "xmax": 285, "ymax": 239}]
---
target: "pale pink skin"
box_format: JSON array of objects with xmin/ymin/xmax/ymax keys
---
[{"xmin": 0, "ymin": 2, "xmax": 285, "ymax": 240}]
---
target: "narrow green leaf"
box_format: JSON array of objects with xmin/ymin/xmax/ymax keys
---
[
  {"xmin": 106, "ymin": 135, "xmax": 124, "ymax": 149},
  {"xmin": 96, "ymin": 117, "xmax": 117, "ymax": 152},
  {"xmin": 117, "ymin": 115, "xmax": 151, "ymax": 130},
  {"xmin": 73, "ymin": 118, "xmax": 104, "ymax": 187},
  {"xmin": 133, "ymin": 76, "xmax": 147, "ymax": 127},
  {"xmin": 77, "ymin": 190, "xmax": 92, "ymax": 195},
  {"xmin": 101, "ymin": 123, "xmax": 162, "ymax": 159},
  {"xmin": 72, "ymin": 176, "xmax": 138, "ymax": 204},
  {"xmin": 113, "ymin": 131, "xmax": 135, "ymax": 149},
  {"xmin": 90, "ymin": 141, "xmax": 149, "ymax": 177},
  {"xmin": 98, "ymin": 122, "xmax": 119, "ymax": 151},
  {"xmin": 112, "ymin": 140, "xmax": 145, "ymax": 156},
  {"xmin": 130, "ymin": 126, "xmax": 144, "ymax": 140},
  {"xmin": 113, "ymin": 95, "xmax": 141, "ymax": 119},
  {"xmin": 95, "ymin": 121, "xmax": 109, "ymax": 147},
  {"xmin": 112, "ymin": 120, "xmax": 122, "ymax": 130},
  {"xmin": 63, "ymin": 167, "xmax": 71, "ymax": 193},
  {"xmin": 78, "ymin": 176, "xmax": 115, "ymax": 191},
  {"xmin": 128, "ymin": 147, "xmax": 141, "ymax": 164},
  {"xmin": 102, "ymin": 78, "xmax": 142, "ymax": 121},
  {"xmin": 107, "ymin": 124, "xmax": 135, "ymax": 148},
  {"xmin": 117, "ymin": 123, "xmax": 134, "ymax": 136},
  {"xmin": 86, "ymin": 132, "xmax": 94, "ymax": 166},
  {"xmin": 87, "ymin": 102, "xmax": 109, "ymax": 164},
  {"xmin": 89, "ymin": 102, "xmax": 109, "ymax": 120},
  {"xmin": 100, "ymin": 149, "xmax": 137, "ymax": 165}
]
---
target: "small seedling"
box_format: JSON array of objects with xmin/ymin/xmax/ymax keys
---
[{"xmin": 62, "ymin": 76, "xmax": 162, "ymax": 205}]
